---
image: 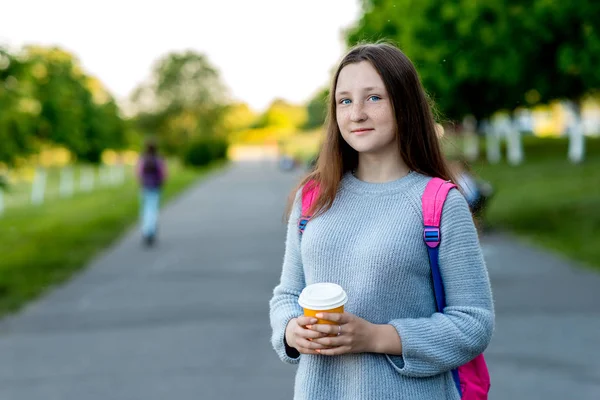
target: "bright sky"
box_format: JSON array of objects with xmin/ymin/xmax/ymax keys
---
[{"xmin": 0, "ymin": 0, "xmax": 361, "ymax": 112}]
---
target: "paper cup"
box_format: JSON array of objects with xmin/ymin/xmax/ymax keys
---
[{"xmin": 298, "ymin": 283, "xmax": 348, "ymax": 326}]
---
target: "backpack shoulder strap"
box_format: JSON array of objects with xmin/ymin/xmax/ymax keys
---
[
  {"xmin": 422, "ymin": 177, "xmax": 457, "ymax": 237},
  {"xmin": 298, "ymin": 180, "xmax": 320, "ymax": 235},
  {"xmin": 422, "ymin": 177, "xmax": 457, "ymax": 311},
  {"xmin": 422, "ymin": 177, "xmax": 462, "ymax": 396}
]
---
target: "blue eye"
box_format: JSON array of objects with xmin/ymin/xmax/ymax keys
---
[
  {"xmin": 340, "ymin": 99, "xmax": 351, "ymax": 105},
  {"xmin": 368, "ymin": 95, "xmax": 381, "ymax": 102}
]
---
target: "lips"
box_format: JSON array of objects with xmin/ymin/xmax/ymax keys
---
[{"xmin": 351, "ymin": 128, "xmax": 374, "ymax": 135}]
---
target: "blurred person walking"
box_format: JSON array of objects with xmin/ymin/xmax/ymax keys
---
[{"xmin": 136, "ymin": 140, "xmax": 167, "ymax": 246}]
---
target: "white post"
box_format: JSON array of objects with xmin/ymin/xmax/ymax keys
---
[
  {"xmin": 31, "ymin": 167, "xmax": 47, "ymax": 205},
  {"xmin": 506, "ymin": 116, "xmax": 524, "ymax": 166},
  {"xmin": 485, "ymin": 119, "xmax": 501, "ymax": 164},
  {"xmin": 567, "ymin": 101, "xmax": 585, "ymax": 164},
  {"xmin": 109, "ymin": 165, "xmax": 118, "ymax": 185},
  {"xmin": 116, "ymin": 164, "xmax": 126, "ymax": 185},
  {"xmin": 59, "ymin": 166, "xmax": 75, "ymax": 198},
  {"xmin": 462, "ymin": 115, "xmax": 479, "ymax": 162},
  {"xmin": 98, "ymin": 165, "xmax": 109, "ymax": 186},
  {"xmin": 80, "ymin": 167, "xmax": 95, "ymax": 192}
]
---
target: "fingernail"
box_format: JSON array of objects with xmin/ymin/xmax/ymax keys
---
[
  {"xmin": 316, "ymin": 313, "xmax": 323, "ymax": 318},
  {"xmin": 306, "ymin": 325, "xmax": 312, "ymax": 330},
  {"xmin": 315, "ymin": 349, "xmax": 321, "ymax": 353},
  {"xmin": 308, "ymin": 338, "xmax": 312, "ymax": 342}
]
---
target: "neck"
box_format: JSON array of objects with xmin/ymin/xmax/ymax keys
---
[{"xmin": 354, "ymin": 151, "xmax": 410, "ymax": 183}]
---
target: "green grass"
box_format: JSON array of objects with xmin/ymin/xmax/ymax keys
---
[
  {"xmin": 465, "ymin": 137, "xmax": 600, "ymax": 270},
  {"xmin": 0, "ymin": 160, "xmax": 225, "ymax": 317}
]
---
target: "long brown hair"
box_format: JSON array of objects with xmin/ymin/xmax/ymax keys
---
[{"xmin": 286, "ymin": 42, "xmax": 454, "ymax": 220}]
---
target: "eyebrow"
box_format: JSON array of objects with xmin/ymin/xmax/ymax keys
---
[{"xmin": 335, "ymin": 87, "xmax": 385, "ymax": 97}]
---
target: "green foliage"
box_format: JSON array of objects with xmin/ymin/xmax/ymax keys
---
[
  {"xmin": 0, "ymin": 45, "xmax": 127, "ymax": 165},
  {"xmin": 130, "ymin": 51, "xmax": 230, "ymax": 155},
  {"xmin": 251, "ymin": 98, "xmax": 307, "ymax": 130},
  {"xmin": 183, "ymin": 137, "xmax": 229, "ymax": 167},
  {"xmin": 347, "ymin": 0, "xmax": 600, "ymax": 121},
  {"xmin": 302, "ymin": 88, "xmax": 329, "ymax": 130},
  {"xmin": 0, "ymin": 48, "xmax": 38, "ymax": 164}
]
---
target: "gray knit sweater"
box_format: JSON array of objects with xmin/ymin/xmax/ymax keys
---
[{"xmin": 269, "ymin": 171, "xmax": 494, "ymax": 399}]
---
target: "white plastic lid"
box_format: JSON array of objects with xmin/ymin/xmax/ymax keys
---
[{"xmin": 298, "ymin": 283, "xmax": 348, "ymax": 310}]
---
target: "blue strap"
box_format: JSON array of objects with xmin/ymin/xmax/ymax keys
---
[{"xmin": 426, "ymin": 245, "xmax": 463, "ymax": 397}]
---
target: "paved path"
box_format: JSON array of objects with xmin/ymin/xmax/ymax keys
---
[{"xmin": 0, "ymin": 162, "xmax": 598, "ymax": 399}]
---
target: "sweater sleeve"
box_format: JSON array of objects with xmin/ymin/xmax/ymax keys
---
[
  {"xmin": 385, "ymin": 189, "xmax": 495, "ymax": 377},
  {"xmin": 269, "ymin": 190, "xmax": 305, "ymax": 364}
]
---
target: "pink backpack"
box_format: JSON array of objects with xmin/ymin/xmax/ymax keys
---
[{"xmin": 298, "ymin": 177, "xmax": 491, "ymax": 399}]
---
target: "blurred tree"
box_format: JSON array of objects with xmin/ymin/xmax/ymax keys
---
[
  {"xmin": 1, "ymin": 45, "xmax": 128, "ymax": 165},
  {"xmin": 348, "ymin": 0, "xmax": 600, "ymax": 120},
  {"xmin": 347, "ymin": 0, "xmax": 525, "ymax": 121},
  {"xmin": 0, "ymin": 47, "xmax": 38, "ymax": 165},
  {"xmin": 23, "ymin": 46, "xmax": 125, "ymax": 162},
  {"xmin": 222, "ymin": 102, "xmax": 257, "ymax": 133},
  {"xmin": 130, "ymin": 51, "xmax": 230, "ymax": 154},
  {"xmin": 251, "ymin": 98, "xmax": 307, "ymax": 130},
  {"xmin": 302, "ymin": 87, "xmax": 329, "ymax": 130},
  {"xmin": 520, "ymin": 1, "xmax": 600, "ymax": 105},
  {"xmin": 24, "ymin": 46, "xmax": 89, "ymax": 157}
]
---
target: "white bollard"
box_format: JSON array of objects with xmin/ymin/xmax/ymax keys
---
[
  {"xmin": 80, "ymin": 167, "xmax": 95, "ymax": 192},
  {"xmin": 109, "ymin": 165, "xmax": 118, "ymax": 185},
  {"xmin": 31, "ymin": 168, "xmax": 47, "ymax": 205},
  {"xmin": 116, "ymin": 164, "xmax": 126, "ymax": 185},
  {"xmin": 99, "ymin": 165, "xmax": 110, "ymax": 186},
  {"xmin": 568, "ymin": 115, "xmax": 585, "ymax": 164},
  {"xmin": 563, "ymin": 101, "xmax": 585, "ymax": 164},
  {"xmin": 462, "ymin": 115, "xmax": 479, "ymax": 162},
  {"xmin": 59, "ymin": 167, "xmax": 75, "ymax": 198},
  {"xmin": 485, "ymin": 120, "xmax": 501, "ymax": 164},
  {"xmin": 506, "ymin": 118, "xmax": 524, "ymax": 166}
]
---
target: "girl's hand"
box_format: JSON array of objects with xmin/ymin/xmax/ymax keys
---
[
  {"xmin": 307, "ymin": 312, "xmax": 377, "ymax": 356},
  {"xmin": 285, "ymin": 316, "xmax": 333, "ymax": 355}
]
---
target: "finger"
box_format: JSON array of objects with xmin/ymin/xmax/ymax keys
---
[
  {"xmin": 315, "ymin": 312, "xmax": 346, "ymax": 323},
  {"xmin": 296, "ymin": 316, "xmax": 318, "ymax": 326},
  {"xmin": 311, "ymin": 335, "xmax": 344, "ymax": 347},
  {"xmin": 306, "ymin": 323, "xmax": 339, "ymax": 335},
  {"xmin": 296, "ymin": 337, "xmax": 332, "ymax": 350},
  {"xmin": 317, "ymin": 346, "xmax": 350, "ymax": 356},
  {"xmin": 297, "ymin": 328, "xmax": 329, "ymax": 340},
  {"xmin": 297, "ymin": 346, "xmax": 320, "ymax": 355}
]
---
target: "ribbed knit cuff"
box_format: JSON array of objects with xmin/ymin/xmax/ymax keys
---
[{"xmin": 273, "ymin": 310, "xmax": 302, "ymax": 364}]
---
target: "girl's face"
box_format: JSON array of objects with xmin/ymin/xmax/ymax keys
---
[{"xmin": 335, "ymin": 61, "xmax": 397, "ymax": 156}]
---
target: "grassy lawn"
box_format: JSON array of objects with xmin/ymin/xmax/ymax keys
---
[
  {"xmin": 466, "ymin": 137, "xmax": 600, "ymax": 271},
  {"xmin": 0, "ymin": 160, "xmax": 225, "ymax": 317}
]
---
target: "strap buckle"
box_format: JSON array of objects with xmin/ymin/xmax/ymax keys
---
[
  {"xmin": 298, "ymin": 216, "xmax": 311, "ymax": 234},
  {"xmin": 424, "ymin": 227, "xmax": 440, "ymax": 248}
]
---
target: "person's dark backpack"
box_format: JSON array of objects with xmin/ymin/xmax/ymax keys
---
[{"xmin": 141, "ymin": 156, "xmax": 163, "ymax": 189}]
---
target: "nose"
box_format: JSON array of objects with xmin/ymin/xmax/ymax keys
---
[{"xmin": 350, "ymin": 102, "xmax": 367, "ymax": 122}]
